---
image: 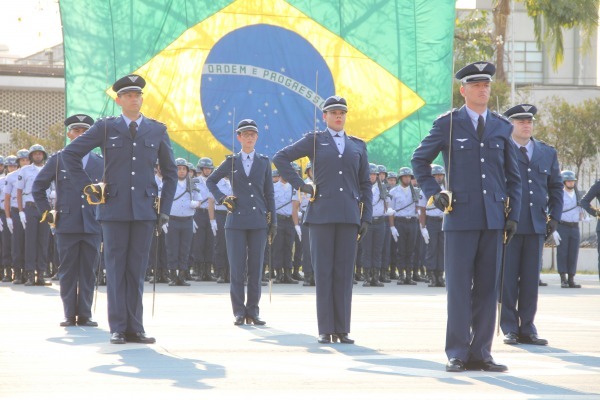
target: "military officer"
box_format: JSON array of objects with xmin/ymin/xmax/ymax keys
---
[
  {"xmin": 290, "ymin": 162, "xmax": 304, "ymax": 281},
  {"xmin": 149, "ymin": 164, "xmax": 169, "ymax": 283},
  {"xmin": 206, "ymin": 119, "xmax": 276, "ymax": 326},
  {"xmin": 164, "ymin": 158, "xmax": 201, "ymax": 286},
  {"xmin": 18, "ymin": 144, "xmax": 51, "ymax": 286},
  {"xmin": 5, "ymin": 149, "xmax": 30, "ymax": 284},
  {"xmin": 555, "ymin": 171, "xmax": 583, "ymax": 288},
  {"xmin": 32, "ymin": 114, "xmax": 103, "ymax": 326},
  {"xmin": 361, "ymin": 163, "xmax": 386, "ymax": 287},
  {"xmin": 417, "ymin": 164, "xmax": 446, "ymax": 287},
  {"xmin": 272, "ymin": 169, "xmax": 298, "ymax": 284},
  {"xmin": 388, "ymin": 167, "xmax": 419, "ymax": 285},
  {"xmin": 61, "ymin": 74, "xmax": 177, "ymax": 344},
  {"xmin": 192, "ymin": 157, "xmax": 216, "ymax": 282},
  {"xmin": 0, "ymin": 155, "xmax": 13, "ymax": 282},
  {"xmin": 500, "ymin": 104, "xmax": 563, "ymax": 346},
  {"xmin": 381, "ymin": 170, "xmax": 396, "ymax": 282},
  {"xmin": 581, "ymin": 179, "xmax": 600, "ymax": 281},
  {"xmin": 412, "ymin": 61, "xmax": 521, "ymax": 372},
  {"xmin": 273, "ymin": 95, "xmax": 372, "ymax": 344},
  {"xmin": 299, "ymin": 162, "xmax": 314, "ymax": 286}
]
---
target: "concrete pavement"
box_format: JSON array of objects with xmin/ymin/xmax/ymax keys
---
[{"xmin": 1, "ymin": 274, "xmax": 599, "ymax": 399}]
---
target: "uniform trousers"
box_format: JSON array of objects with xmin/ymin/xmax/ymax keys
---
[
  {"xmin": 192, "ymin": 208, "xmax": 213, "ymax": 264},
  {"xmin": 10, "ymin": 207, "xmax": 25, "ymax": 269},
  {"xmin": 309, "ymin": 223, "xmax": 358, "ymax": 335},
  {"xmin": 226, "ymin": 227, "xmax": 267, "ymax": 318},
  {"xmin": 300, "ymin": 222, "xmax": 312, "ymax": 274},
  {"xmin": 381, "ymin": 219, "xmax": 391, "ymax": 269},
  {"xmin": 24, "ymin": 203, "xmax": 50, "ymax": 272},
  {"xmin": 445, "ymin": 229, "xmax": 502, "ymax": 362},
  {"xmin": 361, "ymin": 217, "xmax": 385, "ymax": 269},
  {"xmin": 149, "ymin": 230, "xmax": 167, "ymax": 273},
  {"xmin": 556, "ymin": 223, "xmax": 580, "ymax": 275},
  {"xmin": 213, "ymin": 211, "xmax": 229, "ymax": 269},
  {"xmin": 102, "ymin": 220, "xmax": 154, "ymax": 334},
  {"xmin": 56, "ymin": 233, "xmax": 101, "ymax": 319},
  {"xmin": 166, "ymin": 216, "xmax": 193, "ymax": 270},
  {"xmin": 0, "ymin": 211, "xmax": 11, "ymax": 266},
  {"xmin": 425, "ymin": 217, "xmax": 444, "ymax": 272},
  {"xmin": 293, "ymin": 226, "xmax": 302, "ymax": 269},
  {"xmin": 394, "ymin": 217, "xmax": 418, "ymax": 268},
  {"xmin": 272, "ymin": 215, "xmax": 294, "ymax": 269},
  {"xmin": 501, "ymin": 234, "xmax": 543, "ymax": 336}
]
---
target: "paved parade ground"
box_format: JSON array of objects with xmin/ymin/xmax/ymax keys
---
[{"xmin": 1, "ymin": 273, "xmax": 599, "ymax": 400}]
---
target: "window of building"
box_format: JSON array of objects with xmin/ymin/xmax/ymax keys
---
[{"xmin": 505, "ymin": 41, "xmax": 544, "ymax": 84}]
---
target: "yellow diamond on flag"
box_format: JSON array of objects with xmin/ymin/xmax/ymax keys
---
[{"xmin": 120, "ymin": 0, "xmax": 424, "ymax": 161}]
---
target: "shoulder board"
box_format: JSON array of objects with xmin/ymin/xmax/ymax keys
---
[
  {"xmin": 145, "ymin": 117, "xmax": 167, "ymax": 127},
  {"xmin": 97, "ymin": 116, "xmax": 116, "ymax": 121},
  {"xmin": 225, "ymin": 154, "xmax": 235, "ymax": 160},
  {"xmin": 258, "ymin": 153, "xmax": 269, "ymax": 159},
  {"xmin": 536, "ymin": 139, "xmax": 554, "ymax": 149},
  {"xmin": 435, "ymin": 108, "xmax": 458, "ymax": 121},
  {"xmin": 302, "ymin": 130, "xmax": 319, "ymax": 138},
  {"xmin": 347, "ymin": 135, "xmax": 365, "ymax": 143},
  {"xmin": 491, "ymin": 111, "xmax": 511, "ymax": 124}
]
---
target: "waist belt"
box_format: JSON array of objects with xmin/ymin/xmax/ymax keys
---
[
  {"xmin": 25, "ymin": 201, "xmax": 36, "ymax": 207},
  {"xmin": 277, "ymin": 214, "xmax": 292, "ymax": 220},
  {"xmin": 170, "ymin": 215, "xmax": 193, "ymax": 221},
  {"xmin": 371, "ymin": 216, "xmax": 385, "ymax": 224},
  {"xmin": 559, "ymin": 221, "xmax": 578, "ymax": 228},
  {"xmin": 396, "ymin": 216, "xmax": 417, "ymax": 222},
  {"xmin": 197, "ymin": 208, "xmax": 208, "ymax": 213},
  {"xmin": 215, "ymin": 210, "xmax": 228, "ymax": 215},
  {"xmin": 427, "ymin": 216, "xmax": 443, "ymax": 221}
]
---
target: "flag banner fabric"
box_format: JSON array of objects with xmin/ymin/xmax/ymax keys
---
[{"xmin": 60, "ymin": 0, "xmax": 454, "ymax": 170}]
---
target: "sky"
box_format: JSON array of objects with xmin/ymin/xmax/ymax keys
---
[{"xmin": 0, "ymin": 0, "xmax": 62, "ymax": 58}]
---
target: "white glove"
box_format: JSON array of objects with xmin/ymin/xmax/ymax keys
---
[
  {"xmin": 0, "ymin": 218, "xmax": 3, "ymax": 232},
  {"xmin": 210, "ymin": 219, "xmax": 217, "ymax": 236},
  {"xmin": 19, "ymin": 211, "xmax": 26, "ymax": 229},
  {"xmin": 295, "ymin": 225, "xmax": 302, "ymax": 241},
  {"xmin": 6, "ymin": 218, "xmax": 13, "ymax": 234},
  {"xmin": 190, "ymin": 200, "xmax": 200, "ymax": 209},
  {"xmin": 385, "ymin": 208, "xmax": 395, "ymax": 216},
  {"xmin": 552, "ymin": 230, "xmax": 561, "ymax": 246},
  {"xmin": 421, "ymin": 226, "xmax": 430, "ymax": 244},
  {"xmin": 390, "ymin": 226, "xmax": 399, "ymax": 242},
  {"xmin": 192, "ymin": 220, "xmax": 198, "ymax": 234},
  {"xmin": 161, "ymin": 222, "xmax": 168, "ymax": 234}
]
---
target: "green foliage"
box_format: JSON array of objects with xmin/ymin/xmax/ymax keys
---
[
  {"xmin": 451, "ymin": 80, "xmax": 512, "ymax": 112},
  {"xmin": 524, "ymin": 0, "xmax": 599, "ymax": 71},
  {"xmin": 10, "ymin": 123, "xmax": 66, "ymax": 155},
  {"xmin": 454, "ymin": 10, "xmax": 495, "ymax": 69},
  {"xmin": 535, "ymin": 96, "xmax": 600, "ymax": 176}
]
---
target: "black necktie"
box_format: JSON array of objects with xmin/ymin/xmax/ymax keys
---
[
  {"xmin": 520, "ymin": 146, "xmax": 528, "ymax": 163},
  {"xmin": 129, "ymin": 121, "xmax": 137, "ymax": 140},
  {"xmin": 334, "ymin": 134, "xmax": 340, "ymax": 138},
  {"xmin": 477, "ymin": 115, "xmax": 484, "ymax": 141}
]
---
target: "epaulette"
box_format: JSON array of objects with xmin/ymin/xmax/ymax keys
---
[
  {"xmin": 96, "ymin": 116, "xmax": 116, "ymax": 121},
  {"xmin": 145, "ymin": 117, "xmax": 167, "ymax": 127},
  {"xmin": 303, "ymin": 130, "xmax": 320, "ymax": 138},
  {"xmin": 347, "ymin": 135, "xmax": 365, "ymax": 144},
  {"xmin": 258, "ymin": 153, "xmax": 269, "ymax": 160},
  {"xmin": 491, "ymin": 111, "xmax": 512, "ymax": 124},
  {"xmin": 537, "ymin": 139, "xmax": 554, "ymax": 149},
  {"xmin": 435, "ymin": 108, "xmax": 458, "ymax": 120}
]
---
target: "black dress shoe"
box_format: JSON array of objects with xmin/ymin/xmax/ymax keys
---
[
  {"xmin": 245, "ymin": 316, "xmax": 266, "ymax": 325},
  {"xmin": 503, "ymin": 332, "xmax": 519, "ymax": 345},
  {"xmin": 538, "ymin": 279, "xmax": 548, "ymax": 286},
  {"xmin": 466, "ymin": 359, "xmax": 508, "ymax": 372},
  {"xmin": 110, "ymin": 332, "xmax": 126, "ymax": 344},
  {"xmin": 126, "ymin": 332, "xmax": 156, "ymax": 344},
  {"xmin": 518, "ymin": 334, "xmax": 548, "ymax": 345},
  {"xmin": 60, "ymin": 318, "xmax": 76, "ymax": 327},
  {"xmin": 77, "ymin": 318, "xmax": 98, "ymax": 327},
  {"xmin": 446, "ymin": 358, "xmax": 465, "ymax": 372},
  {"xmin": 234, "ymin": 316, "xmax": 245, "ymax": 325},
  {"xmin": 317, "ymin": 334, "xmax": 331, "ymax": 344},
  {"xmin": 332, "ymin": 333, "xmax": 354, "ymax": 344}
]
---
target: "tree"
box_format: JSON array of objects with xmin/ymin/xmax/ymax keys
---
[
  {"xmin": 535, "ymin": 96, "xmax": 600, "ymax": 176},
  {"xmin": 9, "ymin": 122, "xmax": 66, "ymax": 155}
]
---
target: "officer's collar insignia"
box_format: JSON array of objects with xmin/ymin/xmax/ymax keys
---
[
  {"xmin": 522, "ymin": 105, "xmax": 532, "ymax": 112},
  {"xmin": 128, "ymin": 75, "xmax": 139, "ymax": 82},
  {"xmin": 474, "ymin": 63, "xmax": 487, "ymax": 71}
]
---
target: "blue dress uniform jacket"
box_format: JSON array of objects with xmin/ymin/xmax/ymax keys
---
[
  {"xmin": 273, "ymin": 130, "xmax": 372, "ymax": 336},
  {"xmin": 412, "ymin": 107, "xmax": 521, "ymax": 229},
  {"xmin": 501, "ymin": 139, "xmax": 563, "ymax": 337},
  {"xmin": 61, "ymin": 116, "xmax": 177, "ymax": 220},
  {"xmin": 412, "ymin": 106, "xmax": 522, "ymax": 364},
  {"xmin": 206, "ymin": 152, "xmax": 275, "ymax": 319},
  {"xmin": 581, "ymin": 180, "xmax": 600, "ymax": 233},
  {"xmin": 32, "ymin": 151, "xmax": 104, "ymax": 234}
]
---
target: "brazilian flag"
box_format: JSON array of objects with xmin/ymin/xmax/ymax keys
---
[{"xmin": 60, "ymin": 0, "xmax": 454, "ymax": 170}]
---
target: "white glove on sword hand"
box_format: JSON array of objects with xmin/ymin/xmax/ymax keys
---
[
  {"xmin": 390, "ymin": 226, "xmax": 399, "ymax": 242},
  {"xmin": 295, "ymin": 225, "xmax": 302, "ymax": 241},
  {"xmin": 420, "ymin": 226, "xmax": 430, "ymax": 244},
  {"xmin": 552, "ymin": 230, "xmax": 561, "ymax": 246}
]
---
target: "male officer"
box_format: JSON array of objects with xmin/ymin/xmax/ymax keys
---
[
  {"xmin": 149, "ymin": 164, "xmax": 168, "ymax": 284},
  {"xmin": 417, "ymin": 164, "xmax": 446, "ymax": 287},
  {"xmin": 0, "ymin": 155, "xmax": 13, "ymax": 282},
  {"xmin": 412, "ymin": 61, "xmax": 521, "ymax": 372},
  {"xmin": 5, "ymin": 149, "xmax": 30, "ymax": 284},
  {"xmin": 32, "ymin": 114, "xmax": 103, "ymax": 326},
  {"xmin": 192, "ymin": 157, "xmax": 215, "ymax": 282},
  {"xmin": 290, "ymin": 162, "xmax": 304, "ymax": 281},
  {"xmin": 381, "ymin": 170, "xmax": 397, "ymax": 282},
  {"xmin": 164, "ymin": 158, "xmax": 201, "ymax": 286},
  {"xmin": 273, "ymin": 95, "xmax": 372, "ymax": 344},
  {"xmin": 18, "ymin": 144, "xmax": 51, "ymax": 286},
  {"xmin": 61, "ymin": 74, "xmax": 177, "ymax": 344},
  {"xmin": 555, "ymin": 171, "xmax": 583, "ymax": 288},
  {"xmin": 362, "ymin": 163, "xmax": 386, "ymax": 287},
  {"xmin": 581, "ymin": 179, "xmax": 600, "ymax": 281},
  {"xmin": 272, "ymin": 169, "xmax": 298, "ymax": 284},
  {"xmin": 209, "ymin": 171, "xmax": 231, "ymax": 284},
  {"xmin": 389, "ymin": 167, "xmax": 419, "ymax": 285},
  {"xmin": 207, "ymin": 119, "xmax": 276, "ymax": 326},
  {"xmin": 500, "ymin": 104, "xmax": 563, "ymax": 346}
]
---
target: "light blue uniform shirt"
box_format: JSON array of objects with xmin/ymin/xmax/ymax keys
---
[
  {"xmin": 241, "ymin": 150, "xmax": 255, "ymax": 176},
  {"xmin": 5, "ymin": 170, "xmax": 21, "ymax": 208},
  {"xmin": 327, "ymin": 127, "xmax": 345, "ymax": 154},
  {"xmin": 389, "ymin": 184, "xmax": 417, "ymax": 217},
  {"xmin": 561, "ymin": 190, "xmax": 581, "ymax": 223},
  {"xmin": 465, "ymin": 106, "xmax": 488, "ymax": 131},
  {"xmin": 214, "ymin": 178, "xmax": 231, "ymax": 211},
  {"xmin": 169, "ymin": 178, "xmax": 202, "ymax": 217},
  {"xmin": 274, "ymin": 180, "xmax": 295, "ymax": 217},
  {"xmin": 16, "ymin": 164, "xmax": 43, "ymax": 202},
  {"xmin": 371, "ymin": 183, "xmax": 385, "ymax": 217}
]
